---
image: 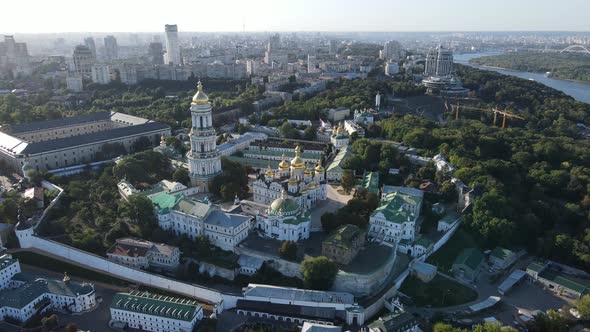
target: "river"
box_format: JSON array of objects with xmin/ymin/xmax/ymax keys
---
[{"xmin": 454, "ymin": 52, "xmax": 590, "ymax": 104}]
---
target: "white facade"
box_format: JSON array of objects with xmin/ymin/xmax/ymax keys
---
[
  {"xmin": 187, "ymin": 82, "xmax": 222, "ymax": 192},
  {"xmin": 424, "ymin": 45, "xmax": 453, "ymax": 77},
  {"xmin": 91, "ymin": 64, "xmax": 111, "ymax": 84},
  {"xmin": 330, "ymin": 122, "xmax": 349, "ymax": 149},
  {"xmin": 255, "ymin": 191, "xmax": 311, "ymax": 242},
  {"xmin": 164, "ymin": 24, "xmax": 181, "ymax": 65},
  {"xmin": 368, "ymin": 189, "xmax": 424, "ymax": 252},
  {"xmin": 252, "ymin": 146, "xmax": 327, "ymax": 212},
  {"xmin": 107, "ymin": 238, "xmax": 180, "ymax": 271},
  {"xmin": 0, "ymin": 255, "xmax": 20, "ymax": 290},
  {"xmin": 0, "ymin": 273, "xmax": 96, "ymax": 324},
  {"xmin": 110, "ymin": 291, "xmax": 203, "ymax": 332},
  {"xmin": 385, "ymin": 61, "xmax": 400, "ymax": 76},
  {"xmin": 153, "ymin": 194, "xmax": 251, "ymax": 252},
  {"xmin": 66, "ymin": 76, "xmax": 83, "ymax": 92},
  {"xmin": 381, "ymin": 40, "xmax": 402, "ymax": 62}
]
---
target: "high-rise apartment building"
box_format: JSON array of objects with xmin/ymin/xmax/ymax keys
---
[
  {"xmin": 84, "ymin": 37, "xmax": 97, "ymax": 59},
  {"xmin": 149, "ymin": 42, "xmax": 164, "ymax": 65},
  {"xmin": 381, "ymin": 40, "xmax": 402, "ymax": 62},
  {"xmin": 424, "ymin": 45, "xmax": 453, "ymax": 77},
  {"xmin": 72, "ymin": 45, "xmax": 94, "ymax": 76},
  {"xmin": 164, "ymin": 24, "xmax": 181, "ymax": 65},
  {"xmin": 104, "ymin": 35, "xmax": 118, "ymax": 61}
]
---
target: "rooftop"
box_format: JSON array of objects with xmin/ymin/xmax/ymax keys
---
[
  {"xmin": 490, "ymin": 247, "xmax": 515, "ymax": 260},
  {"xmin": 371, "ymin": 190, "xmax": 423, "ymax": 224},
  {"xmin": 243, "ymin": 284, "xmax": 355, "ymax": 305},
  {"xmin": 368, "ymin": 310, "xmax": 418, "ymax": 332},
  {"xmin": 0, "ymin": 278, "xmax": 94, "ymax": 309},
  {"xmin": 358, "ymin": 171, "xmax": 379, "ymax": 194},
  {"xmin": 111, "ymin": 290, "xmax": 201, "ymax": 322},
  {"xmin": 453, "ymin": 248, "xmax": 484, "ymax": 270},
  {"xmin": 7, "ymin": 111, "xmax": 111, "ymax": 134},
  {"xmin": 324, "ymin": 224, "xmax": 364, "ymax": 250},
  {"xmin": 538, "ymin": 269, "xmax": 590, "ymax": 294},
  {"xmin": 204, "ymin": 210, "xmax": 251, "ymax": 229},
  {"xmin": 0, "ymin": 254, "xmax": 18, "ymax": 272},
  {"xmin": 326, "ymin": 146, "xmax": 351, "ymax": 173},
  {"xmin": 21, "ymin": 122, "xmax": 169, "ymax": 155},
  {"xmin": 236, "ymin": 299, "xmax": 336, "ymax": 320}
]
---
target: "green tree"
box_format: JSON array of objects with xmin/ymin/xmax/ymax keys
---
[
  {"xmin": 432, "ymin": 323, "xmax": 467, "ymax": 332},
  {"xmin": 172, "ymin": 168, "xmax": 190, "ymax": 186},
  {"xmin": 341, "ymin": 169, "xmax": 355, "ymax": 193},
  {"xmin": 573, "ymin": 294, "xmax": 590, "ymax": 318},
  {"xmin": 303, "ymin": 126, "xmax": 317, "ymax": 140},
  {"xmin": 279, "ymin": 241, "xmax": 298, "ymax": 261},
  {"xmin": 41, "ymin": 314, "xmax": 59, "ymax": 331},
  {"xmin": 119, "ymin": 195, "xmax": 156, "ymax": 238},
  {"xmin": 300, "ymin": 256, "xmax": 338, "ymax": 290}
]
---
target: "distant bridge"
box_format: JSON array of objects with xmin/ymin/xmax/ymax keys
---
[{"xmin": 559, "ymin": 45, "xmax": 590, "ymax": 55}]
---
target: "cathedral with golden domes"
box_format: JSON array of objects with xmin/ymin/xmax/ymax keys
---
[{"xmin": 252, "ymin": 145, "xmax": 327, "ymax": 211}]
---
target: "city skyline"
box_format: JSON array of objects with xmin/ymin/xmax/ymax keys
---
[{"xmin": 2, "ymin": 0, "xmax": 590, "ymax": 33}]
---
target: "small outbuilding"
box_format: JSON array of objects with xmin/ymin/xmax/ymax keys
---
[
  {"xmin": 452, "ymin": 248, "xmax": 484, "ymax": 281},
  {"xmin": 489, "ymin": 247, "xmax": 517, "ymax": 270}
]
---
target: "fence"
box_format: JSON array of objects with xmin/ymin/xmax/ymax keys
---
[{"xmin": 16, "ymin": 233, "xmax": 231, "ymax": 309}]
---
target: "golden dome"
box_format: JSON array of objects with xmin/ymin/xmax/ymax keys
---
[
  {"xmin": 290, "ymin": 145, "xmax": 305, "ymax": 168},
  {"xmin": 265, "ymin": 165, "xmax": 274, "ymax": 178},
  {"xmin": 288, "ymin": 177, "xmax": 298, "ymax": 185},
  {"xmin": 304, "ymin": 164, "xmax": 313, "ymax": 175},
  {"xmin": 192, "ymin": 81, "xmax": 209, "ymax": 105},
  {"xmin": 279, "ymin": 153, "xmax": 290, "ymax": 170},
  {"xmin": 315, "ymin": 159, "xmax": 325, "ymax": 173},
  {"xmin": 301, "ymin": 188, "xmax": 308, "ymax": 194}
]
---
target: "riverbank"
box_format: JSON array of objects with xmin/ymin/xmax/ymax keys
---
[
  {"xmin": 455, "ymin": 52, "xmax": 590, "ymax": 104},
  {"xmin": 469, "ymin": 61, "xmax": 590, "ymax": 85}
]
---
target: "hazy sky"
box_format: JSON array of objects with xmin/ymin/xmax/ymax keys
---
[{"xmin": 3, "ymin": 0, "xmax": 590, "ymax": 33}]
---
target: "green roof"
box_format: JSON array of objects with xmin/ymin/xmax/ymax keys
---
[
  {"xmin": 490, "ymin": 247, "xmax": 514, "ymax": 260},
  {"xmin": 414, "ymin": 236, "xmax": 434, "ymax": 249},
  {"xmin": 270, "ymin": 197, "xmax": 300, "ymax": 215},
  {"xmin": 358, "ymin": 171, "xmax": 379, "ymax": 194},
  {"xmin": 526, "ymin": 261, "xmax": 547, "ymax": 273},
  {"xmin": 327, "ymin": 146, "xmax": 351, "ymax": 173},
  {"xmin": 371, "ymin": 190, "xmax": 422, "ymax": 224},
  {"xmin": 111, "ymin": 291, "xmax": 201, "ymax": 322},
  {"xmin": 324, "ymin": 224, "xmax": 364, "ymax": 249},
  {"xmin": 226, "ymin": 156, "xmax": 280, "ymax": 169},
  {"xmin": 282, "ymin": 211, "xmax": 311, "ymax": 225},
  {"xmin": 439, "ymin": 215, "xmax": 458, "ymax": 225},
  {"xmin": 150, "ymin": 192, "xmax": 183, "ymax": 214},
  {"xmin": 244, "ymin": 149, "xmax": 319, "ymax": 160},
  {"xmin": 538, "ymin": 269, "xmax": 590, "ymax": 295},
  {"xmin": 453, "ymin": 248, "xmax": 484, "ymax": 270}
]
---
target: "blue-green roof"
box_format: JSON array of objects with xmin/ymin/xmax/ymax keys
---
[
  {"xmin": 358, "ymin": 171, "xmax": 379, "ymax": 194},
  {"xmin": 453, "ymin": 248, "xmax": 484, "ymax": 270},
  {"xmin": 150, "ymin": 192, "xmax": 183, "ymax": 214}
]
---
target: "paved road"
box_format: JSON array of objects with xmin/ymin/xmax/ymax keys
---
[{"xmin": 407, "ymin": 256, "xmax": 570, "ymax": 327}]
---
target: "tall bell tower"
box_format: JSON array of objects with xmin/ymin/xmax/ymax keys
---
[{"xmin": 187, "ymin": 81, "xmax": 222, "ymax": 191}]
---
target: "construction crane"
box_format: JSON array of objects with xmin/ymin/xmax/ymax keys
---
[{"xmin": 447, "ymin": 102, "xmax": 525, "ymax": 128}]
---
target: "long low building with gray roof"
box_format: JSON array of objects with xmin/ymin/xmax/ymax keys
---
[{"xmin": 0, "ymin": 111, "xmax": 170, "ymax": 174}]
